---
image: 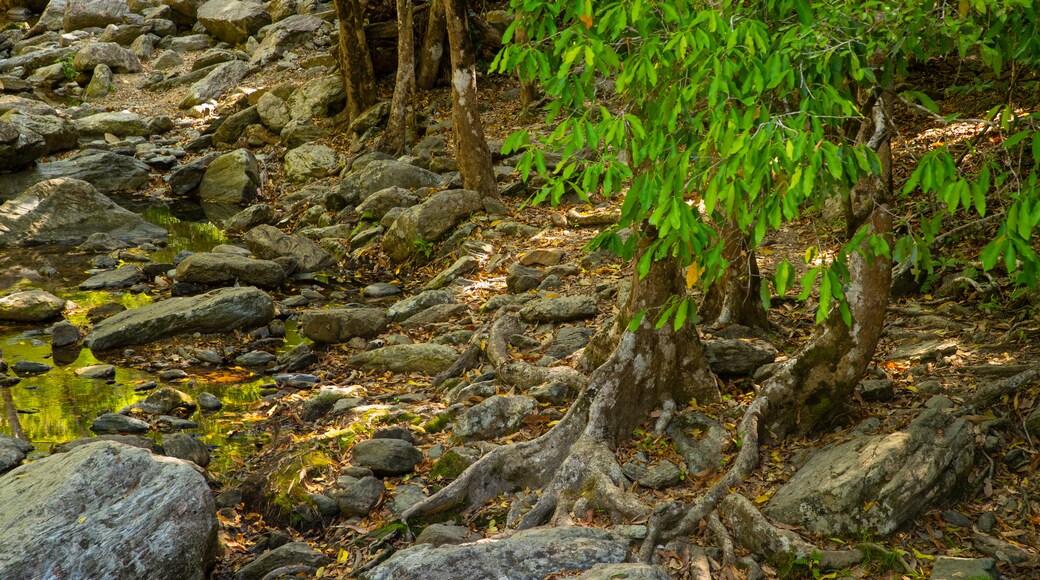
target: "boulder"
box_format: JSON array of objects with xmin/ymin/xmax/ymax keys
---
[
  {"xmin": 350, "ymin": 101, "xmax": 391, "ymax": 134},
  {"xmin": 74, "ymin": 111, "xmax": 151, "ymax": 137},
  {"xmin": 82, "ymin": 64, "xmax": 115, "ymax": 100},
  {"xmin": 128, "ymin": 387, "xmax": 196, "ymax": 416},
  {"xmin": 211, "ymin": 106, "xmax": 260, "ymax": 145},
  {"xmin": 79, "ymin": 264, "xmax": 146, "ymax": 290},
  {"xmin": 163, "ymin": 0, "xmax": 203, "ymax": 23},
  {"xmin": 256, "ymin": 92, "xmax": 290, "ymax": 132},
  {"xmin": 284, "ymin": 143, "xmax": 338, "ymax": 181},
  {"xmin": 364, "ymin": 527, "xmax": 628, "ymax": 580},
  {"xmin": 197, "ymin": 0, "xmax": 271, "ymax": 45},
  {"xmin": 453, "ymin": 395, "xmax": 537, "ymax": 442},
  {"xmin": 347, "ymin": 343, "xmax": 458, "ymax": 374},
  {"xmin": 0, "ymin": 119, "xmax": 45, "ymax": 171},
  {"xmin": 386, "ymin": 289, "xmax": 455, "ymax": 323},
  {"xmin": 98, "ymin": 22, "xmax": 151, "ymax": 45},
  {"xmin": 424, "ymin": 256, "xmax": 478, "ymax": 290},
  {"xmin": 930, "ymin": 557, "xmax": 999, "ymax": 580},
  {"xmin": 72, "ymin": 43, "xmax": 142, "ymax": 74},
  {"xmin": 249, "ymin": 14, "xmax": 323, "ymax": 66},
  {"xmin": 162, "ymin": 434, "xmax": 210, "ymax": 468},
  {"xmin": 299, "ymin": 307, "xmax": 388, "ymax": 343},
  {"xmin": 765, "ymin": 405, "xmax": 974, "ymax": 536},
  {"xmin": 179, "ymin": 60, "xmax": 253, "ymax": 109},
  {"xmin": 0, "ymin": 435, "xmax": 32, "ymax": 475},
  {"xmin": 340, "ymin": 159, "xmax": 440, "ymax": 201},
  {"xmin": 199, "ymin": 148, "xmax": 260, "ymax": 204},
  {"xmin": 383, "ymin": 189, "xmax": 483, "ymax": 261},
  {"xmin": 0, "ymin": 179, "xmax": 165, "ymax": 247},
  {"xmin": 414, "ymin": 524, "xmax": 472, "ymax": 547},
  {"xmin": 14, "ymin": 361, "xmax": 55, "ymax": 376},
  {"xmin": 175, "ymin": 253, "xmax": 285, "ymax": 288},
  {"xmin": 85, "ymin": 286, "xmax": 274, "ymax": 351},
  {"xmin": 63, "ymin": 0, "xmax": 129, "ymax": 31},
  {"xmin": 234, "ymin": 542, "xmax": 330, "ymax": 580},
  {"xmin": 168, "ymin": 152, "xmax": 219, "ymax": 197},
  {"xmin": 287, "ymin": 76, "xmax": 345, "ymax": 120},
  {"xmin": 356, "ymin": 186, "xmax": 418, "ymax": 220},
  {"xmin": 224, "ymin": 203, "xmax": 275, "ymax": 233},
  {"xmin": 242, "ymin": 224, "xmax": 331, "ymax": 272},
  {"xmin": 0, "ymin": 441, "xmax": 217, "ymax": 580},
  {"xmin": 0, "ymin": 289, "xmax": 66, "ymax": 322},
  {"xmin": 0, "ymin": 112, "xmax": 78, "ymax": 154},
  {"xmin": 0, "ymin": 151, "xmax": 151, "ymax": 198},
  {"xmin": 91, "ymin": 413, "xmax": 150, "ymax": 434},
  {"xmin": 704, "ymin": 338, "xmax": 778, "ymax": 376},
  {"xmin": 351, "ymin": 438, "xmax": 424, "ymax": 476},
  {"xmin": 51, "ymin": 320, "xmax": 82, "ymax": 347},
  {"xmin": 519, "ymin": 295, "xmax": 597, "ymax": 324}
]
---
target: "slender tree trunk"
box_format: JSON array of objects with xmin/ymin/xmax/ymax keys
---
[
  {"xmin": 379, "ymin": 0, "xmax": 415, "ymax": 155},
  {"xmin": 700, "ymin": 217, "xmax": 769, "ymax": 330},
  {"xmin": 417, "ymin": 0, "xmax": 446, "ymax": 89},
  {"xmin": 442, "ymin": 0, "xmax": 498, "ymax": 197},
  {"xmin": 333, "ymin": 0, "xmax": 377, "ymax": 122}
]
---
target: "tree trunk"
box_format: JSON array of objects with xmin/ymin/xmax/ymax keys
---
[
  {"xmin": 700, "ymin": 217, "xmax": 769, "ymax": 330},
  {"xmin": 333, "ymin": 0, "xmax": 377, "ymax": 122},
  {"xmin": 417, "ymin": 0, "xmax": 446, "ymax": 89},
  {"xmin": 442, "ymin": 0, "xmax": 498, "ymax": 197},
  {"xmin": 514, "ymin": 15, "xmax": 539, "ymax": 110},
  {"xmin": 379, "ymin": 0, "xmax": 414, "ymax": 155}
]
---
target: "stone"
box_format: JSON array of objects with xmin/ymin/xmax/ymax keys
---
[
  {"xmin": 285, "ymin": 143, "xmax": 338, "ymax": 181},
  {"xmin": 301, "ymin": 385, "xmax": 366, "ymax": 421},
  {"xmin": 363, "ymin": 283, "xmax": 402, "ymax": 298},
  {"xmin": 0, "ymin": 289, "xmax": 66, "ymax": 322},
  {"xmin": 212, "ymin": 106, "xmax": 260, "ymax": 145},
  {"xmin": 389, "ymin": 484, "xmax": 426, "ymax": 515},
  {"xmin": 415, "ymin": 523, "xmax": 472, "ymax": 547},
  {"xmin": 168, "ymin": 152, "xmax": 219, "ymax": 197},
  {"xmin": 249, "ymin": 14, "xmax": 323, "ymax": 66},
  {"xmin": 1024, "ymin": 406, "xmax": 1040, "ymax": 440},
  {"xmin": 703, "ymin": 338, "xmax": 778, "ymax": 376},
  {"xmin": 79, "ymin": 264, "xmax": 146, "ymax": 290},
  {"xmin": 83, "ymin": 64, "xmax": 116, "ymax": 100},
  {"xmin": 72, "ymin": 43, "xmax": 142, "ymax": 74},
  {"xmin": 199, "ymin": 148, "xmax": 260, "ymax": 204},
  {"xmin": 544, "ymin": 326, "xmax": 594, "ymax": 361},
  {"xmin": 621, "ymin": 460, "xmax": 683, "ymax": 489},
  {"xmin": 0, "ymin": 119, "xmax": 45, "ymax": 171},
  {"xmin": 175, "ymin": 253, "xmax": 285, "ymax": 288},
  {"xmin": 398, "ymin": 303, "xmax": 468, "ymax": 329},
  {"xmin": 0, "ymin": 441, "xmax": 216, "ymax": 580},
  {"xmin": 889, "ymin": 338, "xmax": 958, "ymax": 362},
  {"xmin": 424, "ymin": 256, "xmax": 479, "ymax": 290},
  {"xmin": 128, "ymin": 387, "xmax": 197, "ymax": 416},
  {"xmin": 351, "ymin": 438, "xmax": 423, "ymax": 476},
  {"xmin": 519, "ymin": 248, "xmax": 565, "ymax": 267},
  {"xmin": 328, "ymin": 475, "xmax": 384, "ymax": 517},
  {"xmin": 578, "ymin": 564, "xmax": 670, "ymax": 580},
  {"xmin": 153, "ymin": 49, "xmax": 184, "ymax": 70},
  {"xmin": 224, "ymin": 204, "xmax": 276, "ymax": 233},
  {"xmin": 51, "ymin": 320, "xmax": 82, "ymax": 347},
  {"xmin": 857, "ymin": 379, "xmax": 895, "ymax": 402},
  {"xmin": 382, "ymin": 189, "xmax": 484, "ymax": 261},
  {"xmin": 162, "ymin": 434, "xmax": 210, "ymax": 468},
  {"xmin": 346, "ymin": 343, "xmax": 458, "ymax": 375},
  {"xmin": 930, "ymin": 557, "xmax": 999, "ymax": 580},
  {"xmin": 99, "ymin": 22, "xmax": 151, "ymax": 45},
  {"xmin": 365, "ymin": 527, "xmax": 628, "ymax": 580},
  {"xmin": 234, "ymin": 542, "xmax": 330, "ymax": 580},
  {"xmin": 51, "ymin": 435, "xmax": 160, "ymax": 455},
  {"xmin": 197, "ymin": 0, "xmax": 271, "ymax": 44},
  {"xmin": 387, "ymin": 289, "xmax": 455, "ymax": 323},
  {"xmin": 668, "ymin": 412, "xmax": 727, "ymax": 474},
  {"xmin": 242, "ymin": 224, "xmax": 331, "ymax": 272},
  {"xmin": 519, "ymin": 295, "xmax": 598, "ymax": 324},
  {"xmin": 198, "ymin": 392, "xmax": 222, "ymax": 410},
  {"xmin": 85, "ymin": 286, "xmax": 275, "ymax": 351},
  {"xmin": 0, "ymin": 112, "xmax": 77, "ymax": 154},
  {"xmin": 339, "ymin": 159, "xmax": 441, "ymax": 201},
  {"xmin": 287, "ymin": 76, "xmax": 345, "ymax": 120},
  {"xmin": 356, "ymin": 186, "xmax": 418, "ymax": 220},
  {"xmin": 63, "ymin": 0, "xmax": 129, "ymax": 31},
  {"xmin": 234, "ymin": 349, "xmax": 276, "ymax": 366},
  {"xmin": 256, "ymin": 92, "xmax": 290, "ymax": 132},
  {"xmin": 0, "ymin": 435, "xmax": 32, "ymax": 474},
  {"xmin": 12, "ymin": 361, "xmax": 52, "ymax": 376},
  {"xmin": 299, "ymin": 307, "xmax": 387, "ymax": 343},
  {"xmin": 74, "ymin": 112, "xmax": 151, "ymax": 137},
  {"xmin": 453, "ymin": 395, "xmax": 537, "ymax": 442},
  {"xmin": 765, "ymin": 406, "xmax": 974, "ymax": 536},
  {"xmin": 179, "ymin": 60, "xmax": 254, "ymax": 109},
  {"xmin": 91, "ymin": 412, "xmax": 150, "ymax": 433},
  {"xmin": 506, "ymin": 263, "xmax": 545, "ymax": 293},
  {"xmin": 0, "ymin": 151, "xmax": 152, "ymax": 198},
  {"xmin": 350, "ymin": 101, "xmax": 391, "ymax": 134}
]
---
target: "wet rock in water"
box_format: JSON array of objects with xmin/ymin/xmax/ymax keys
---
[
  {"xmin": 302, "ymin": 385, "xmax": 367, "ymax": 421},
  {"xmin": 415, "ymin": 523, "xmax": 472, "ymax": 547},
  {"xmin": 85, "ymin": 286, "xmax": 275, "ymax": 351},
  {"xmin": 365, "ymin": 526, "xmax": 628, "ymax": 580},
  {"xmin": 347, "ymin": 343, "xmax": 458, "ymax": 374},
  {"xmin": 62, "ymin": 0, "xmax": 128, "ymax": 31},
  {"xmin": 0, "ymin": 435, "xmax": 32, "ymax": 475},
  {"xmin": 383, "ymin": 189, "xmax": 483, "ymax": 262},
  {"xmin": 299, "ymin": 307, "xmax": 387, "ymax": 344},
  {"xmin": 91, "ymin": 412, "xmax": 150, "ymax": 434},
  {"xmin": 387, "ymin": 289, "xmax": 455, "ymax": 323},
  {"xmin": 79, "ymin": 264, "xmax": 146, "ymax": 290},
  {"xmin": 128, "ymin": 387, "xmax": 196, "ymax": 416},
  {"xmin": 0, "ymin": 151, "xmax": 152, "ymax": 199},
  {"xmin": 180, "ymin": 60, "xmax": 254, "ymax": 109},
  {"xmin": 175, "ymin": 253, "xmax": 285, "ymax": 288},
  {"xmin": 351, "ymin": 438, "xmax": 423, "ymax": 476},
  {"xmin": 519, "ymin": 295, "xmax": 598, "ymax": 324},
  {"xmin": 159, "ymin": 369, "xmax": 190, "ymax": 381},
  {"xmin": 162, "ymin": 434, "xmax": 210, "ymax": 468},
  {"xmin": 703, "ymin": 338, "xmax": 778, "ymax": 377},
  {"xmin": 453, "ymin": 395, "xmax": 538, "ymax": 442},
  {"xmin": 198, "ymin": 392, "xmax": 222, "ymax": 411},
  {"xmin": 199, "ymin": 148, "xmax": 260, "ymax": 204},
  {"xmin": 0, "ymin": 441, "xmax": 217, "ymax": 580},
  {"xmin": 930, "ymin": 557, "xmax": 999, "ymax": 580},
  {"xmin": 76, "ymin": 364, "xmax": 116, "ymax": 380},
  {"xmin": 0, "ymin": 119, "xmax": 46, "ymax": 171},
  {"xmin": 328, "ymin": 475, "xmax": 385, "ymax": 517},
  {"xmin": 197, "ymin": 0, "xmax": 271, "ymax": 44},
  {"xmin": 1, "ymin": 112, "xmax": 78, "ymax": 154},
  {"xmin": 0, "ymin": 289, "xmax": 66, "ymax": 322},
  {"xmin": 284, "ymin": 143, "xmax": 338, "ymax": 181},
  {"xmin": 11, "ymin": 360, "xmax": 52, "ymax": 376},
  {"xmin": 234, "ymin": 350, "xmax": 276, "ymax": 366},
  {"xmin": 72, "ymin": 42, "xmax": 142, "ymax": 74},
  {"xmin": 82, "ymin": 64, "xmax": 115, "ymax": 100},
  {"xmin": 155, "ymin": 416, "xmax": 199, "ymax": 430},
  {"xmin": 51, "ymin": 320, "xmax": 82, "ymax": 348},
  {"xmin": 765, "ymin": 404, "xmax": 974, "ymax": 536},
  {"xmin": 233, "ymin": 541, "xmax": 330, "ymax": 580},
  {"xmin": 242, "ymin": 224, "xmax": 332, "ymax": 273}
]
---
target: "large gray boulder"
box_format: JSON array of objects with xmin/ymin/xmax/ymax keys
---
[
  {"xmin": 519, "ymin": 295, "xmax": 598, "ymax": 323},
  {"xmin": 72, "ymin": 42, "xmax": 142, "ymax": 74},
  {"xmin": 73, "ymin": 111, "xmax": 151, "ymax": 137},
  {"xmin": 0, "ymin": 150, "xmax": 151, "ymax": 199},
  {"xmin": 704, "ymin": 338, "xmax": 778, "ymax": 376},
  {"xmin": 299, "ymin": 307, "xmax": 387, "ymax": 343},
  {"xmin": 179, "ymin": 60, "xmax": 254, "ymax": 108},
  {"xmin": 256, "ymin": 92, "xmax": 290, "ymax": 132},
  {"xmin": 340, "ymin": 159, "xmax": 440, "ymax": 201},
  {"xmin": 765, "ymin": 405, "xmax": 974, "ymax": 536},
  {"xmin": 363, "ymin": 527, "xmax": 628, "ymax": 580},
  {"xmin": 383, "ymin": 189, "xmax": 483, "ymax": 261},
  {"xmin": 249, "ymin": 14, "xmax": 324, "ymax": 66},
  {"xmin": 197, "ymin": 0, "xmax": 271, "ymax": 44},
  {"xmin": 356, "ymin": 186, "xmax": 418, "ymax": 220},
  {"xmin": 284, "ymin": 143, "xmax": 337, "ymax": 181},
  {"xmin": 0, "ymin": 112, "xmax": 77, "ymax": 155},
  {"xmin": 63, "ymin": 0, "xmax": 129, "ymax": 31},
  {"xmin": 287, "ymin": 76, "xmax": 345, "ymax": 120},
  {"xmin": 175, "ymin": 253, "xmax": 286, "ymax": 288},
  {"xmin": 0, "ymin": 119, "xmax": 46, "ymax": 171},
  {"xmin": 0, "ymin": 441, "xmax": 217, "ymax": 580},
  {"xmin": 347, "ymin": 344, "xmax": 458, "ymax": 374},
  {"xmin": 242, "ymin": 224, "xmax": 331, "ymax": 272},
  {"xmin": 453, "ymin": 395, "xmax": 538, "ymax": 442},
  {"xmin": 199, "ymin": 148, "xmax": 260, "ymax": 204},
  {"xmin": 85, "ymin": 286, "xmax": 274, "ymax": 351},
  {"xmin": 0, "ymin": 178, "xmax": 166, "ymax": 247}
]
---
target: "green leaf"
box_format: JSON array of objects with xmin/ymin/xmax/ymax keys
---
[
  {"xmin": 816, "ymin": 270, "xmax": 831, "ymax": 324},
  {"xmin": 674, "ymin": 298, "xmax": 689, "ymax": 331},
  {"xmin": 628, "ymin": 310, "xmax": 647, "ymax": 332},
  {"xmin": 905, "ymin": 90, "xmax": 940, "ymax": 114},
  {"xmin": 798, "ymin": 268, "xmax": 820, "ymax": 301},
  {"xmin": 774, "ymin": 261, "xmax": 793, "ymax": 295}
]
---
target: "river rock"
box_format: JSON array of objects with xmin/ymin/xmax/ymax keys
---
[
  {"xmin": 0, "ymin": 289, "xmax": 66, "ymax": 322},
  {"xmin": 197, "ymin": 0, "xmax": 271, "ymax": 44},
  {"xmin": 347, "ymin": 343, "xmax": 458, "ymax": 374},
  {"xmin": 83, "ymin": 64, "xmax": 115, "ymax": 100},
  {"xmin": 162, "ymin": 434, "xmax": 210, "ymax": 468},
  {"xmin": 12, "ymin": 360, "xmax": 52, "ymax": 376},
  {"xmin": 234, "ymin": 542, "xmax": 330, "ymax": 580},
  {"xmin": 74, "ymin": 111, "xmax": 151, "ymax": 137},
  {"xmin": 168, "ymin": 151, "xmax": 219, "ymax": 196},
  {"xmin": 72, "ymin": 42, "xmax": 142, "ymax": 74},
  {"xmin": 340, "ymin": 158, "xmax": 440, "ymax": 202},
  {"xmin": 299, "ymin": 307, "xmax": 387, "ymax": 343},
  {"xmin": 415, "ymin": 523, "xmax": 472, "ymax": 547},
  {"xmin": 211, "ymin": 105, "xmax": 260, "ymax": 145},
  {"xmin": 0, "ymin": 150, "xmax": 152, "ymax": 198},
  {"xmin": 765, "ymin": 405, "xmax": 974, "ymax": 536},
  {"xmin": 224, "ymin": 203, "xmax": 275, "ymax": 233},
  {"xmin": 703, "ymin": 338, "xmax": 778, "ymax": 376},
  {"xmin": 0, "ymin": 119, "xmax": 45, "ymax": 171},
  {"xmin": 287, "ymin": 76, "xmax": 345, "ymax": 120},
  {"xmin": 256, "ymin": 91, "xmax": 290, "ymax": 132},
  {"xmin": 198, "ymin": 392, "xmax": 222, "ymax": 411},
  {"xmin": 51, "ymin": 320, "xmax": 82, "ymax": 347},
  {"xmin": 91, "ymin": 412, "xmax": 150, "ymax": 433},
  {"xmin": 453, "ymin": 395, "xmax": 537, "ymax": 442},
  {"xmin": 387, "ymin": 289, "xmax": 455, "ymax": 323},
  {"xmin": 519, "ymin": 295, "xmax": 597, "ymax": 324},
  {"xmin": 364, "ymin": 526, "xmax": 628, "ymax": 580},
  {"xmin": 129, "ymin": 387, "xmax": 197, "ymax": 416},
  {"xmin": 199, "ymin": 148, "xmax": 260, "ymax": 204},
  {"xmin": 351, "ymin": 438, "xmax": 423, "ymax": 476},
  {"xmin": 0, "ymin": 441, "xmax": 217, "ymax": 580},
  {"xmin": 285, "ymin": 143, "xmax": 337, "ymax": 181},
  {"xmin": 383, "ymin": 189, "xmax": 483, "ymax": 261},
  {"xmin": 930, "ymin": 557, "xmax": 999, "ymax": 580},
  {"xmin": 179, "ymin": 60, "xmax": 253, "ymax": 109},
  {"xmin": 242, "ymin": 224, "xmax": 331, "ymax": 272},
  {"xmin": 79, "ymin": 264, "xmax": 146, "ymax": 290},
  {"xmin": 63, "ymin": 0, "xmax": 129, "ymax": 31},
  {"xmin": 175, "ymin": 253, "xmax": 285, "ymax": 287},
  {"xmin": 85, "ymin": 286, "xmax": 275, "ymax": 351},
  {"xmin": 1, "ymin": 112, "xmax": 77, "ymax": 154},
  {"xmin": 0, "ymin": 435, "xmax": 31, "ymax": 474}
]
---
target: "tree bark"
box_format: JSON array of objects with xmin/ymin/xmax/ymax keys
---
[
  {"xmin": 442, "ymin": 0, "xmax": 498, "ymax": 197},
  {"xmin": 700, "ymin": 217, "xmax": 769, "ymax": 330},
  {"xmin": 379, "ymin": 0, "xmax": 415, "ymax": 155},
  {"xmin": 514, "ymin": 15, "xmax": 539, "ymax": 110},
  {"xmin": 333, "ymin": 0, "xmax": 377, "ymax": 122},
  {"xmin": 417, "ymin": 0, "xmax": 446, "ymax": 89}
]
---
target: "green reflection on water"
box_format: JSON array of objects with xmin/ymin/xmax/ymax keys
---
[{"xmin": 141, "ymin": 205, "xmax": 229, "ymax": 264}]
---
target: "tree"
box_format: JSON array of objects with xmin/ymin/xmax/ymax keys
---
[
  {"xmin": 442, "ymin": 0, "xmax": 498, "ymax": 197},
  {"xmin": 405, "ymin": 0, "xmax": 1040, "ymax": 564},
  {"xmin": 416, "ymin": 0, "xmax": 447, "ymax": 90},
  {"xmin": 379, "ymin": 0, "xmax": 415, "ymax": 155},
  {"xmin": 333, "ymin": 0, "xmax": 377, "ymax": 122}
]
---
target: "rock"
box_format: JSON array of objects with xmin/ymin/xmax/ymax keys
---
[
  {"xmin": 668, "ymin": 412, "xmax": 727, "ymax": 474},
  {"xmin": 301, "ymin": 385, "xmax": 366, "ymax": 421},
  {"xmin": 506, "ymin": 263, "xmax": 545, "ymax": 293},
  {"xmin": 398, "ymin": 303, "xmax": 468, "ymax": 329},
  {"xmin": 168, "ymin": 152, "xmax": 219, "ymax": 197},
  {"xmin": 129, "ymin": 387, "xmax": 196, "ymax": 416},
  {"xmin": 544, "ymin": 326, "xmax": 594, "ymax": 362},
  {"xmin": 0, "ymin": 119, "xmax": 45, "ymax": 171},
  {"xmin": 284, "ymin": 143, "xmax": 338, "ymax": 181},
  {"xmin": 243, "ymin": 224, "xmax": 331, "ymax": 272},
  {"xmin": 250, "ymin": 14, "xmax": 323, "ymax": 66},
  {"xmin": 162, "ymin": 434, "xmax": 210, "ymax": 468},
  {"xmin": 197, "ymin": 0, "xmax": 271, "ymax": 44},
  {"xmin": 174, "ymin": 253, "xmax": 285, "ymax": 288},
  {"xmin": 351, "ymin": 438, "xmax": 423, "ymax": 476},
  {"xmin": 51, "ymin": 434, "xmax": 161, "ymax": 455},
  {"xmin": 256, "ymin": 91, "xmax": 290, "ymax": 132},
  {"xmin": 703, "ymin": 338, "xmax": 778, "ymax": 376},
  {"xmin": 0, "ymin": 289, "xmax": 66, "ymax": 322},
  {"xmin": 83, "ymin": 64, "xmax": 115, "ymax": 100},
  {"xmin": 453, "ymin": 395, "xmax": 537, "ymax": 442},
  {"xmin": 356, "ymin": 186, "xmax": 419, "ymax": 220},
  {"xmin": 85, "ymin": 286, "xmax": 274, "ymax": 351},
  {"xmin": 153, "ymin": 49, "xmax": 184, "ymax": 70},
  {"xmin": 74, "ymin": 112, "xmax": 151, "ymax": 137},
  {"xmin": 415, "ymin": 523, "xmax": 472, "ymax": 547},
  {"xmin": 889, "ymin": 338, "xmax": 958, "ymax": 362},
  {"xmin": 99, "ymin": 22, "xmax": 151, "ymax": 45},
  {"xmin": 12, "ymin": 360, "xmax": 52, "ymax": 376},
  {"xmin": 519, "ymin": 248, "xmax": 565, "ymax": 267},
  {"xmin": 91, "ymin": 412, "xmax": 150, "ymax": 433},
  {"xmin": 383, "ymin": 189, "xmax": 483, "ymax": 261},
  {"xmin": 299, "ymin": 307, "xmax": 387, "ymax": 343},
  {"xmin": 51, "ymin": 320, "xmax": 82, "ymax": 347},
  {"xmin": 765, "ymin": 406, "xmax": 974, "ymax": 536},
  {"xmin": 930, "ymin": 557, "xmax": 999, "ymax": 580},
  {"xmin": 621, "ymin": 460, "xmax": 683, "ymax": 489},
  {"xmin": 63, "ymin": 0, "xmax": 129, "ymax": 31},
  {"xmin": 0, "ymin": 441, "xmax": 216, "ymax": 579},
  {"xmin": 179, "ymin": 60, "xmax": 253, "ymax": 109},
  {"xmin": 211, "ymin": 106, "xmax": 260, "ymax": 145},
  {"xmin": 387, "ymin": 289, "xmax": 455, "ymax": 323},
  {"xmin": 224, "ymin": 203, "xmax": 276, "ymax": 233},
  {"xmin": 364, "ymin": 526, "xmax": 628, "ymax": 580},
  {"xmin": 328, "ymin": 475, "xmax": 384, "ymax": 517},
  {"xmin": 1, "ymin": 112, "xmax": 77, "ymax": 154},
  {"xmin": 857, "ymin": 379, "xmax": 895, "ymax": 402},
  {"xmin": 390, "ymin": 484, "xmax": 426, "ymax": 515},
  {"xmin": 287, "ymin": 76, "xmax": 345, "ymax": 120},
  {"xmin": 0, "ymin": 435, "xmax": 32, "ymax": 475},
  {"xmin": 79, "ymin": 264, "xmax": 146, "ymax": 290},
  {"xmin": 340, "ymin": 159, "xmax": 441, "ymax": 201},
  {"xmin": 72, "ymin": 43, "xmax": 142, "ymax": 74},
  {"xmin": 199, "ymin": 148, "xmax": 260, "ymax": 204},
  {"xmin": 347, "ymin": 343, "xmax": 458, "ymax": 374},
  {"xmin": 0, "ymin": 151, "xmax": 152, "ymax": 199},
  {"xmin": 234, "ymin": 350, "xmax": 275, "ymax": 366},
  {"xmin": 972, "ymin": 531, "xmax": 1035, "ymax": 565},
  {"xmin": 519, "ymin": 295, "xmax": 597, "ymax": 324},
  {"xmin": 234, "ymin": 542, "xmax": 330, "ymax": 580},
  {"xmin": 425, "ymin": 256, "xmax": 479, "ymax": 290},
  {"xmin": 363, "ymin": 282, "xmax": 402, "ymax": 298},
  {"xmin": 578, "ymin": 564, "xmax": 670, "ymax": 580},
  {"xmin": 198, "ymin": 392, "xmax": 222, "ymax": 411}
]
